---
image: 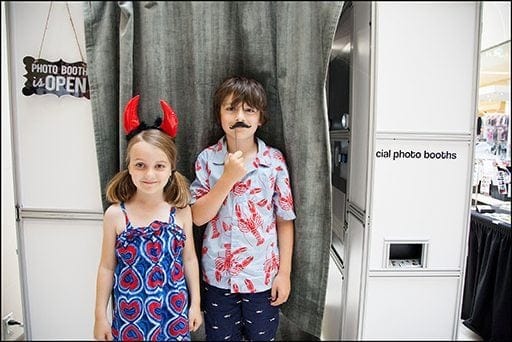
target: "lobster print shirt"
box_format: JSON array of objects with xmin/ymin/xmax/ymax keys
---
[{"xmin": 190, "ymin": 137, "xmax": 296, "ymax": 293}]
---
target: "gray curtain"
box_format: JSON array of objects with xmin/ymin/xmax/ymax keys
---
[{"xmin": 84, "ymin": 1, "xmax": 342, "ymax": 338}]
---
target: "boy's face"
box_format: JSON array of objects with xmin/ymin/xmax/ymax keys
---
[{"xmin": 220, "ymin": 94, "xmax": 262, "ymax": 141}]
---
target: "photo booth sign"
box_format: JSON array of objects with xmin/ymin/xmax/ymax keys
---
[
  {"xmin": 22, "ymin": 56, "xmax": 89, "ymax": 99},
  {"xmin": 22, "ymin": 2, "xmax": 89, "ymax": 99}
]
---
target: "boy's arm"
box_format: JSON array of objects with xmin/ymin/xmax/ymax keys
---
[
  {"xmin": 180, "ymin": 205, "xmax": 203, "ymax": 331},
  {"xmin": 271, "ymin": 218, "xmax": 294, "ymax": 306},
  {"xmin": 191, "ymin": 151, "xmax": 246, "ymax": 226}
]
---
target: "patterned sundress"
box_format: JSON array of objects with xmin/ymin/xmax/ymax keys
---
[{"xmin": 111, "ymin": 202, "xmax": 190, "ymax": 341}]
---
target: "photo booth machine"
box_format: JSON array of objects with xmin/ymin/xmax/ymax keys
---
[{"xmin": 323, "ymin": 2, "xmax": 480, "ymax": 340}]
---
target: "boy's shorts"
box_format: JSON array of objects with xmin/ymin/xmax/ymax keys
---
[{"xmin": 203, "ymin": 283, "xmax": 280, "ymax": 341}]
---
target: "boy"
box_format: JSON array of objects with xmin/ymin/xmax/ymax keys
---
[{"xmin": 190, "ymin": 76, "xmax": 296, "ymax": 341}]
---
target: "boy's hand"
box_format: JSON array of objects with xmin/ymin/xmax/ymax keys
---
[
  {"xmin": 223, "ymin": 151, "xmax": 247, "ymax": 182},
  {"xmin": 270, "ymin": 272, "xmax": 291, "ymax": 306}
]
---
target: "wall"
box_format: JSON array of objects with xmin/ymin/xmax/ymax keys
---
[
  {"xmin": 1, "ymin": 2, "xmax": 24, "ymax": 340},
  {"xmin": 3, "ymin": 2, "xmax": 103, "ymax": 339}
]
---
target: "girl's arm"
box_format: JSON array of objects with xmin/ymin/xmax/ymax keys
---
[
  {"xmin": 271, "ymin": 218, "xmax": 294, "ymax": 306},
  {"xmin": 93, "ymin": 205, "xmax": 120, "ymax": 341},
  {"xmin": 178, "ymin": 205, "xmax": 203, "ymax": 332}
]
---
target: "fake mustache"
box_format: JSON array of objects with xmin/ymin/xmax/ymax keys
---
[{"xmin": 229, "ymin": 121, "xmax": 252, "ymax": 129}]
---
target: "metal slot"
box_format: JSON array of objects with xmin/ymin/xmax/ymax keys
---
[{"xmin": 385, "ymin": 241, "xmax": 429, "ymax": 269}]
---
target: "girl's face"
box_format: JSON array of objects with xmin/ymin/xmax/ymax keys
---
[
  {"xmin": 128, "ymin": 141, "xmax": 173, "ymax": 195},
  {"xmin": 220, "ymin": 94, "xmax": 262, "ymax": 142}
]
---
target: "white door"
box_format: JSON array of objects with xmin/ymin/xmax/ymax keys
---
[{"xmin": 6, "ymin": 2, "xmax": 103, "ymax": 339}]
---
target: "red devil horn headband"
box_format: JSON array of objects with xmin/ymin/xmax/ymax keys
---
[
  {"xmin": 123, "ymin": 95, "xmax": 141, "ymax": 134},
  {"xmin": 123, "ymin": 95, "xmax": 179, "ymax": 139}
]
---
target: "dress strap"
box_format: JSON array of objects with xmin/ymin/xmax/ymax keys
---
[
  {"xmin": 120, "ymin": 202, "xmax": 130, "ymax": 226},
  {"xmin": 169, "ymin": 206, "xmax": 177, "ymax": 224}
]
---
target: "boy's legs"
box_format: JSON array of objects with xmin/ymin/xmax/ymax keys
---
[
  {"xmin": 240, "ymin": 290, "xmax": 280, "ymax": 341},
  {"xmin": 203, "ymin": 283, "xmax": 243, "ymax": 341}
]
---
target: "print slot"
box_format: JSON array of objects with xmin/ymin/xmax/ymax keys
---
[{"xmin": 387, "ymin": 243, "xmax": 426, "ymax": 269}]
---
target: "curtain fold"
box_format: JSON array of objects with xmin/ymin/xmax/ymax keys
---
[
  {"xmin": 462, "ymin": 214, "xmax": 512, "ymax": 341},
  {"xmin": 84, "ymin": 1, "xmax": 343, "ymax": 338}
]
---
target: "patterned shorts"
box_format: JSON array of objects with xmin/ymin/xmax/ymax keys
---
[{"xmin": 203, "ymin": 283, "xmax": 280, "ymax": 341}]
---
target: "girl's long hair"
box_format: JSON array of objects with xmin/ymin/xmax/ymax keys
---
[{"xmin": 105, "ymin": 129, "xmax": 190, "ymax": 208}]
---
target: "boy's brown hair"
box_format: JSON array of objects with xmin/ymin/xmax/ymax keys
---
[{"xmin": 213, "ymin": 76, "xmax": 268, "ymax": 125}]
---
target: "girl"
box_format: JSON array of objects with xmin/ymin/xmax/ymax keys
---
[{"xmin": 94, "ymin": 96, "xmax": 202, "ymax": 341}]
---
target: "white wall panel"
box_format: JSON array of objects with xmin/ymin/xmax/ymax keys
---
[
  {"xmin": 369, "ymin": 139, "xmax": 471, "ymax": 270},
  {"xmin": 321, "ymin": 255, "xmax": 344, "ymax": 340},
  {"xmin": 374, "ymin": 2, "xmax": 479, "ymax": 134},
  {"xmin": 341, "ymin": 212, "xmax": 365, "ymax": 341},
  {"xmin": 9, "ymin": 2, "xmax": 101, "ymax": 211},
  {"xmin": 348, "ymin": 1, "xmax": 371, "ymax": 210},
  {"xmin": 362, "ymin": 276, "xmax": 459, "ymax": 340},
  {"xmin": 2, "ymin": 2, "xmax": 24, "ymax": 338},
  {"xmin": 7, "ymin": 2, "xmax": 103, "ymax": 340},
  {"xmin": 21, "ymin": 219, "xmax": 102, "ymax": 339}
]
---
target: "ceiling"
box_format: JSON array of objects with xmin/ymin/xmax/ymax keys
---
[
  {"xmin": 479, "ymin": 41, "xmax": 510, "ymax": 87},
  {"xmin": 478, "ymin": 41, "xmax": 510, "ymax": 113}
]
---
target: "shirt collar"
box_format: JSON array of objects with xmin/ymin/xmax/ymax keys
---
[{"xmin": 212, "ymin": 136, "xmax": 272, "ymax": 167}]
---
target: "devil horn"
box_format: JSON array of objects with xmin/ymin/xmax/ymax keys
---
[
  {"xmin": 123, "ymin": 95, "xmax": 141, "ymax": 134},
  {"xmin": 159, "ymin": 99, "xmax": 178, "ymax": 138}
]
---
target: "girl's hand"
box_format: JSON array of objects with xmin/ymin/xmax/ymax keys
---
[
  {"xmin": 270, "ymin": 273, "xmax": 291, "ymax": 306},
  {"xmin": 223, "ymin": 151, "xmax": 247, "ymax": 183},
  {"xmin": 188, "ymin": 305, "xmax": 204, "ymax": 332},
  {"xmin": 94, "ymin": 318, "xmax": 113, "ymax": 341}
]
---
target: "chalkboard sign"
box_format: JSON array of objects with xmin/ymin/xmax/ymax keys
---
[{"xmin": 22, "ymin": 56, "xmax": 89, "ymax": 99}]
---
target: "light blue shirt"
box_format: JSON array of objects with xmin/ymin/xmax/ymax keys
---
[{"xmin": 190, "ymin": 136, "xmax": 296, "ymax": 293}]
